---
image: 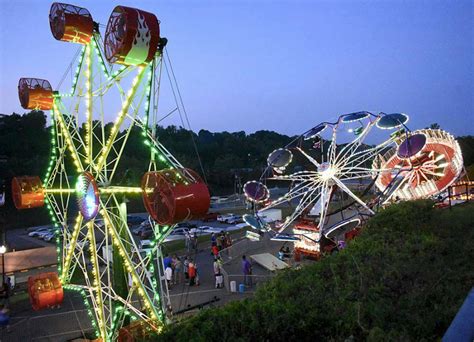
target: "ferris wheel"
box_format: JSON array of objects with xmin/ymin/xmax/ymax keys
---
[
  {"xmin": 12, "ymin": 3, "xmax": 209, "ymax": 340},
  {"xmin": 243, "ymin": 111, "xmax": 463, "ymax": 258}
]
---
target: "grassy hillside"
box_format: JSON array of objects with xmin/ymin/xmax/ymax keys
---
[{"xmin": 158, "ymin": 200, "xmax": 474, "ymax": 341}]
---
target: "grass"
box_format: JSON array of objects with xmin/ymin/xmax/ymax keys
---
[{"xmin": 157, "ymin": 200, "xmax": 474, "ymax": 341}]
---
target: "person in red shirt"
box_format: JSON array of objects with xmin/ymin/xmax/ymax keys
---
[
  {"xmin": 188, "ymin": 260, "xmax": 196, "ymax": 286},
  {"xmin": 211, "ymin": 245, "xmax": 219, "ymax": 258}
]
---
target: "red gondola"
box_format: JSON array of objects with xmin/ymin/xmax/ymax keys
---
[
  {"xmin": 142, "ymin": 169, "xmax": 210, "ymax": 225},
  {"xmin": 18, "ymin": 78, "xmax": 53, "ymax": 110},
  {"xmin": 104, "ymin": 6, "xmax": 160, "ymax": 66},
  {"xmin": 27, "ymin": 272, "xmax": 64, "ymax": 311},
  {"xmin": 49, "ymin": 3, "xmax": 94, "ymax": 44},
  {"xmin": 11, "ymin": 176, "xmax": 44, "ymax": 209}
]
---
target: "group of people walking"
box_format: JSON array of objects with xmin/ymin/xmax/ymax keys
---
[
  {"xmin": 164, "ymin": 254, "xmax": 200, "ymax": 287},
  {"xmin": 162, "ymin": 230, "xmax": 234, "ymax": 289},
  {"xmin": 210, "ymin": 231, "xmax": 232, "ymax": 257}
]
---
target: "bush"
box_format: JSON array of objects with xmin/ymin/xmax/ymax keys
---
[{"xmin": 158, "ymin": 201, "xmax": 474, "ymax": 341}]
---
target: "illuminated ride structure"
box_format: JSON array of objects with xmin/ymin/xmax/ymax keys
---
[
  {"xmin": 13, "ymin": 3, "xmax": 209, "ymax": 340},
  {"xmin": 243, "ymin": 111, "xmax": 463, "ymax": 259}
]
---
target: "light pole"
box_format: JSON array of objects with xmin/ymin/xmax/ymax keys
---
[{"xmin": 0, "ymin": 245, "xmax": 6, "ymax": 285}]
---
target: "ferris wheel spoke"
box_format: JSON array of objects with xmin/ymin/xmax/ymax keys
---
[
  {"xmin": 84, "ymin": 44, "xmax": 94, "ymax": 167},
  {"xmin": 96, "ymin": 66, "xmax": 148, "ymax": 172},
  {"xmin": 99, "ymin": 204, "xmax": 163, "ymax": 326},
  {"xmin": 86, "ymin": 220, "xmax": 108, "ymax": 338},
  {"xmin": 276, "ymin": 183, "xmax": 322, "ymax": 233},
  {"xmin": 334, "ymin": 120, "xmax": 376, "ymax": 167},
  {"xmin": 52, "ymin": 102, "xmax": 85, "ymax": 171},
  {"xmin": 61, "ymin": 215, "xmax": 84, "ymax": 282},
  {"xmin": 269, "ymin": 171, "xmax": 319, "ymax": 182},
  {"xmin": 331, "ymin": 176, "xmax": 374, "ymax": 214},
  {"xmin": 337, "ymin": 133, "xmax": 394, "ymax": 174},
  {"xmin": 327, "ymin": 126, "xmax": 338, "ymax": 165},
  {"xmin": 296, "ymin": 147, "xmax": 320, "ymax": 167},
  {"xmin": 263, "ymin": 178, "xmax": 322, "ymax": 211},
  {"xmin": 317, "ymin": 181, "xmax": 333, "ymax": 231}
]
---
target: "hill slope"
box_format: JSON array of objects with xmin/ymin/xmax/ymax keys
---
[{"xmin": 158, "ymin": 201, "xmax": 474, "ymax": 341}]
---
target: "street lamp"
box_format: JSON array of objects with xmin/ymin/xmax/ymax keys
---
[{"xmin": 0, "ymin": 245, "xmax": 6, "ymax": 285}]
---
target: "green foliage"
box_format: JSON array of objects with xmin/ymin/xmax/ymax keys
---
[{"xmin": 158, "ymin": 201, "xmax": 474, "ymax": 341}]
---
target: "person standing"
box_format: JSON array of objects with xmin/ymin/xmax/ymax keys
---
[
  {"xmin": 165, "ymin": 265, "xmax": 172, "ymax": 288},
  {"xmin": 192, "ymin": 232, "xmax": 198, "ymax": 251},
  {"xmin": 163, "ymin": 254, "xmax": 172, "ymax": 269},
  {"xmin": 183, "ymin": 256, "xmax": 189, "ymax": 282},
  {"xmin": 194, "ymin": 262, "xmax": 200, "ymax": 286},
  {"xmin": 242, "ymin": 255, "xmax": 252, "ymax": 287},
  {"xmin": 211, "ymin": 244, "xmax": 219, "ymax": 259},
  {"xmin": 188, "ymin": 259, "xmax": 196, "ymax": 286},
  {"xmin": 185, "ymin": 231, "xmax": 191, "ymax": 253},
  {"xmin": 216, "ymin": 231, "xmax": 223, "ymax": 251},
  {"xmin": 173, "ymin": 255, "xmax": 182, "ymax": 285},
  {"xmin": 214, "ymin": 257, "xmax": 223, "ymax": 288}
]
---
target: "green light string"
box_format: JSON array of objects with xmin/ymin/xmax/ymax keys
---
[
  {"xmin": 57, "ymin": 45, "xmax": 86, "ymax": 98},
  {"xmin": 92, "ymin": 35, "xmax": 128, "ymax": 81},
  {"xmin": 63, "ymin": 285, "xmax": 100, "ymax": 338},
  {"xmin": 140, "ymin": 64, "xmax": 173, "ymax": 170},
  {"xmin": 43, "ymin": 106, "xmax": 62, "ymax": 271}
]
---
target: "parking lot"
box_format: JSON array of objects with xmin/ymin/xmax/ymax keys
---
[{"xmin": 6, "ymin": 211, "xmax": 247, "ymax": 251}]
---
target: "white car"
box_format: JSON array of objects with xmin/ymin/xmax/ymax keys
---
[
  {"xmin": 225, "ymin": 215, "xmax": 243, "ymax": 224},
  {"xmin": 217, "ymin": 214, "xmax": 234, "ymax": 222},
  {"xmin": 163, "ymin": 228, "xmax": 190, "ymax": 242},
  {"xmin": 43, "ymin": 232, "xmax": 56, "ymax": 242},
  {"xmin": 189, "ymin": 227, "xmax": 213, "ymax": 236},
  {"xmin": 29, "ymin": 227, "xmax": 53, "ymax": 238}
]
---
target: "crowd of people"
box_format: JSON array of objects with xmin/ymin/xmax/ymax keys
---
[{"xmin": 162, "ymin": 231, "xmax": 233, "ymax": 290}]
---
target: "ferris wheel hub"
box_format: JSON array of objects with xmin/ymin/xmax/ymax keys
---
[
  {"xmin": 318, "ymin": 162, "xmax": 337, "ymax": 181},
  {"xmin": 75, "ymin": 172, "xmax": 100, "ymax": 221}
]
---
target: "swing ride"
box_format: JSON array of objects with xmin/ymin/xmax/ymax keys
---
[{"xmin": 243, "ymin": 111, "xmax": 463, "ymax": 259}]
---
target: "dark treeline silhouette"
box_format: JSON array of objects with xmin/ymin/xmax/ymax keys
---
[
  {"xmin": 0, "ymin": 111, "xmax": 295, "ymax": 228},
  {"xmin": 1, "ymin": 111, "xmax": 473, "ymax": 229}
]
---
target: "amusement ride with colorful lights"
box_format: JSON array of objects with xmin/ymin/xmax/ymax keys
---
[
  {"xmin": 243, "ymin": 111, "xmax": 463, "ymax": 259},
  {"xmin": 12, "ymin": 3, "xmax": 209, "ymax": 340}
]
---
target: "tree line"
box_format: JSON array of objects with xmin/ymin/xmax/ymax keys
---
[{"xmin": 1, "ymin": 111, "xmax": 473, "ymax": 228}]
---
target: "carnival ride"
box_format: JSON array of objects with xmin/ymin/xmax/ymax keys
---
[
  {"xmin": 13, "ymin": 3, "xmax": 209, "ymax": 340},
  {"xmin": 243, "ymin": 111, "xmax": 463, "ymax": 259}
]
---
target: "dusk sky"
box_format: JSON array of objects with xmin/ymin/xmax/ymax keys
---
[{"xmin": 0, "ymin": 0, "xmax": 472, "ymax": 137}]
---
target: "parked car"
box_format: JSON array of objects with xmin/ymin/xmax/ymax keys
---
[
  {"xmin": 196, "ymin": 225, "xmax": 224, "ymax": 234},
  {"xmin": 202, "ymin": 212, "xmax": 220, "ymax": 222},
  {"xmin": 189, "ymin": 226, "xmax": 214, "ymax": 236},
  {"xmin": 28, "ymin": 227, "xmax": 53, "ymax": 238},
  {"xmin": 217, "ymin": 213, "xmax": 234, "ymax": 222},
  {"xmin": 172, "ymin": 227, "xmax": 190, "ymax": 236},
  {"xmin": 43, "ymin": 232, "xmax": 56, "ymax": 242},
  {"xmin": 127, "ymin": 215, "xmax": 145, "ymax": 227},
  {"xmin": 225, "ymin": 215, "xmax": 243, "ymax": 224},
  {"xmin": 133, "ymin": 221, "xmax": 151, "ymax": 235},
  {"xmin": 139, "ymin": 240, "xmax": 154, "ymax": 254}
]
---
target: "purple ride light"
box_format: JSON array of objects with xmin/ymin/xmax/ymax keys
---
[{"xmin": 397, "ymin": 133, "xmax": 427, "ymax": 159}]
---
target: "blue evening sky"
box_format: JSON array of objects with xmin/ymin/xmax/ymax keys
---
[{"xmin": 0, "ymin": 0, "xmax": 472, "ymax": 137}]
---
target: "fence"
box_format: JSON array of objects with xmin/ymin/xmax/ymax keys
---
[{"xmin": 220, "ymin": 266, "xmax": 274, "ymax": 292}]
